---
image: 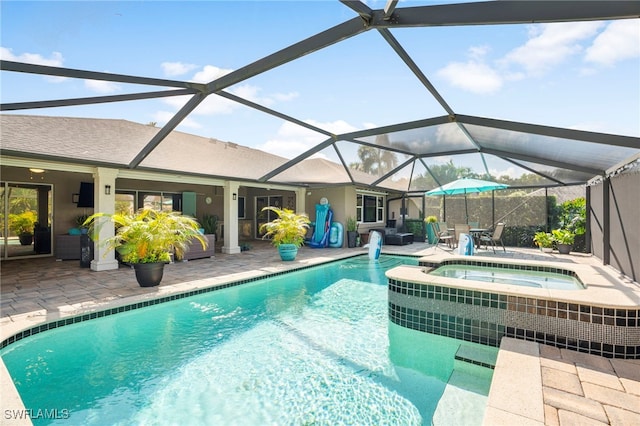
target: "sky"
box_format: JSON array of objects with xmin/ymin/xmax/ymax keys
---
[{"xmin": 2, "ymin": 0, "xmax": 639, "ymax": 175}]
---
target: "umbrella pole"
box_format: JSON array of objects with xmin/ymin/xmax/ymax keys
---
[
  {"xmin": 443, "ymin": 195, "xmax": 446, "ymax": 222},
  {"xmin": 464, "ymin": 190, "xmax": 469, "ymax": 223}
]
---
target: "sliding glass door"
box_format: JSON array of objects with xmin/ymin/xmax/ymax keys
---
[
  {"xmin": 255, "ymin": 195, "xmax": 283, "ymax": 239},
  {"xmin": 1, "ymin": 181, "xmax": 53, "ymax": 259}
]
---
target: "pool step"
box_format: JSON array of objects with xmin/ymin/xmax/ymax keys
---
[{"xmin": 454, "ymin": 344, "xmax": 497, "ymax": 370}]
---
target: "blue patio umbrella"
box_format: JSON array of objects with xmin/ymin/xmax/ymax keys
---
[{"xmin": 426, "ymin": 177, "xmax": 509, "ymax": 222}]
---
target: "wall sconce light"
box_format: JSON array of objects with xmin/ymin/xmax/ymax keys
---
[
  {"xmin": 29, "ymin": 168, "xmax": 45, "ymax": 181},
  {"xmin": 105, "ymin": 185, "xmax": 111, "ymax": 195},
  {"xmin": 232, "ymin": 193, "xmax": 237, "ymax": 200}
]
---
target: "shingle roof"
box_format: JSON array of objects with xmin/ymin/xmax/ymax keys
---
[
  {"xmin": 2, "ymin": 2, "xmax": 639, "ymax": 192},
  {"xmin": 1, "ymin": 114, "xmax": 293, "ymax": 182}
]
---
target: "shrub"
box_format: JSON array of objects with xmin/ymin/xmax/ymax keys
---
[{"xmin": 8, "ymin": 211, "xmax": 37, "ymax": 235}]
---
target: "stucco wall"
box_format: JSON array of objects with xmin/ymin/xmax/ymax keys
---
[{"xmin": 304, "ymin": 187, "xmax": 349, "ymax": 225}]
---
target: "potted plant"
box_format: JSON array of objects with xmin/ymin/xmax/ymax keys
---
[
  {"xmin": 259, "ymin": 206, "xmax": 310, "ymax": 261},
  {"xmin": 9, "ymin": 211, "xmax": 37, "ymax": 245},
  {"xmin": 346, "ymin": 216, "xmax": 358, "ymax": 248},
  {"xmin": 66, "ymin": 214, "xmax": 91, "ymax": 236},
  {"xmin": 425, "ymin": 215, "xmax": 438, "ymax": 244},
  {"xmin": 552, "ymin": 228, "xmax": 575, "ymax": 254},
  {"xmin": 85, "ymin": 209, "xmax": 207, "ymax": 287},
  {"xmin": 200, "ymin": 213, "xmax": 218, "ymax": 239},
  {"xmin": 533, "ymin": 231, "xmax": 554, "ymax": 253}
]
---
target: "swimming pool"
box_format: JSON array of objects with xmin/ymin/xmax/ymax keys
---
[
  {"xmin": 429, "ymin": 264, "xmax": 584, "ymax": 290},
  {"xmin": 1, "ymin": 255, "xmax": 496, "ymax": 425}
]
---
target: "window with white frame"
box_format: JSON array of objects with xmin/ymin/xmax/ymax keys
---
[
  {"xmin": 356, "ymin": 193, "xmax": 384, "ymax": 224},
  {"xmin": 115, "ymin": 190, "xmax": 181, "ymax": 213}
]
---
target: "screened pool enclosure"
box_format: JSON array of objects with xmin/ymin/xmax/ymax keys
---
[{"xmin": 1, "ymin": 2, "xmax": 639, "ymax": 273}]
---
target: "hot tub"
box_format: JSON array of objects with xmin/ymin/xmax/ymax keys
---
[
  {"xmin": 385, "ymin": 257, "xmax": 640, "ymax": 359},
  {"xmin": 429, "ymin": 264, "xmax": 585, "ymax": 290}
]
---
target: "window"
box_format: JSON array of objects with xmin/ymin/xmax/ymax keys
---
[
  {"xmin": 115, "ymin": 192, "xmax": 135, "ymax": 215},
  {"xmin": 356, "ymin": 193, "xmax": 384, "ymax": 224},
  {"xmin": 116, "ymin": 190, "xmax": 181, "ymax": 213},
  {"xmin": 137, "ymin": 192, "xmax": 180, "ymax": 212},
  {"xmin": 238, "ymin": 196, "xmax": 246, "ymax": 219}
]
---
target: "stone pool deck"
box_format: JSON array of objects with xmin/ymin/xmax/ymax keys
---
[
  {"xmin": 1, "ymin": 242, "xmax": 639, "ymax": 425},
  {"xmin": 486, "ymin": 338, "xmax": 640, "ymax": 425}
]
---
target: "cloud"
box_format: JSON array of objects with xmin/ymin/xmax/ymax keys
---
[
  {"xmin": 584, "ymin": 20, "xmax": 640, "ymax": 67},
  {"xmin": 437, "ymin": 48, "xmax": 503, "ymax": 94},
  {"xmin": 232, "ymin": 84, "xmax": 273, "ymax": 106},
  {"xmin": 84, "ymin": 79, "xmax": 121, "ymax": 94},
  {"xmin": 0, "ymin": 47, "xmax": 64, "ymax": 67},
  {"xmin": 256, "ymin": 119, "xmax": 359, "ymax": 159},
  {"xmin": 437, "ymin": 21, "xmax": 620, "ymax": 94},
  {"xmin": 161, "ymin": 61, "xmax": 198, "ymax": 77},
  {"xmin": 502, "ymin": 22, "xmax": 603, "ymax": 76},
  {"xmin": 489, "ymin": 166, "xmax": 520, "ymax": 179},
  {"xmin": 191, "ymin": 65, "xmax": 234, "ymax": 83},
  {"xmin": 162, "ymin": 91, "xmax": 237, "ymax": 116},
  {"xmin": 468, "ymin": 45, "xmax": 490, "ymax": 60},
  {"xmin": 159, "ymin": 64, "xmax": 299, "ymax": 119},
  {"xmin": 0, "ymin": 47, "xmax": 66, "ymax": 82}
]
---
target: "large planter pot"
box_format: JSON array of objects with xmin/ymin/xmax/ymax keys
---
[
  {"xmin": 557, "ymin": 243, "xmax": 572, "ymax": 254},
  {"xmin": 277, "ymin": 244, "xmax": 298, "ymax": 261},
  {"xmin": 133, "ymin": 262, "xmax": 165, "ymax": 287},
  {"xmin": 347, "ymin": 231, "xmax": 358, "ymax": 248},
  {"xmin": 18, "ymin": 234, "xmax": 33, "ymax": 245}
]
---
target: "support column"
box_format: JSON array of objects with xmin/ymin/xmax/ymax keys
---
[
  {"xmin": 585, "ymin": 185, "xmax": 591, "ymax": 254},
  {"xmin": 603, "ymin": 177, "xmax": 610, "ymax": 265},
  {"xmin": 296, "ymin": 188, "xmax": 307, "ymax": 214},
  {"xmin": 222, "ymin": 181, "xmax": 241, "ymax": 254},
  {"xmin": 91, "ymin": 167, "xmax": 119, "ymax": 271}
]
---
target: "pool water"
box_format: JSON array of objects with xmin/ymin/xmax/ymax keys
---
[
  {"xmin": 430, "ymin": 264, "xmax": 584, "ymax": 290},
  {"xmin": 1, "ymin": 255, "xmax": 495, "ymax": 425}
]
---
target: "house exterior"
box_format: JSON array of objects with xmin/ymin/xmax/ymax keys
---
[{"xmin": 0, "ymin": 114, "xmax": 400, "ymax": 266}]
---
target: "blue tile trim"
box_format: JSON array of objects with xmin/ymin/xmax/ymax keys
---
[
  {"xmin": 1, "ymin": 254, "xmax": 375, "ymax": 351},
  {"xmin": 388, "ymin": 277, "xmax": 640, "ymax": 359}
]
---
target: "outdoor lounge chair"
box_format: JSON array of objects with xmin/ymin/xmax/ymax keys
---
[
  {"xmin": 479, "ymin": 223, "xmax": 506, "ymax": 253},
  {"xmin": 430, "ymin": 222, "xmax": 453, "ymax": 248}
]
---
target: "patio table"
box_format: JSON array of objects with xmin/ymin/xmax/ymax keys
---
[
  {"xmin": 449, "ymin": 228, "xmax": 487, "ymax": 248},
  {"xmin": 470, "ymin": 228, "xmax": 487, "ymax": 248}
]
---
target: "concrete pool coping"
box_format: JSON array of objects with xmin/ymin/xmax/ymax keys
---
[
  {"xmin": 486, "ymin": 338, "xmax": 640, "ymax": 425},
  {"xmin": 1, "ymin": 244, "xmax": 639, "ymax": 425}
]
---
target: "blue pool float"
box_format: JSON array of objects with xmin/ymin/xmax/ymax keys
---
[
  {"xmin": 328, "ymin": 222, "xmax": 343, "ymax": 248},
  {"xmin": 368, "ymin": 230, "xmax": 382, "ymax": 260}
]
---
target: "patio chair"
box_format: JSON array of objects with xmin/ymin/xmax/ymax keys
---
[
  {"xmin": 454, "ymin": 224, "xmax": 470, "ymax": 248},
  {"xmin": 479, "ymin": 223, "xmax": 506, "ymax": 253},
  {"xmin": 430, "ymin": 222, "xmax": 453, "ymax": 248}
]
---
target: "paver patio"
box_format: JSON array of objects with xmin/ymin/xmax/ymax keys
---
[{"xmin": 1, "ymin": 242, "xmax": 638, "ymax": 425}]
